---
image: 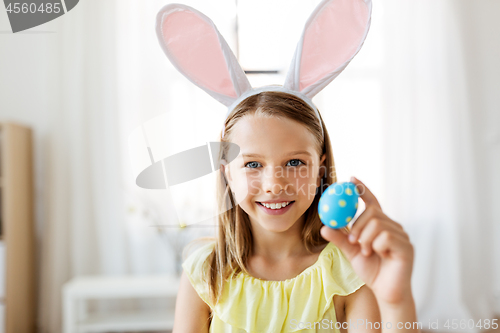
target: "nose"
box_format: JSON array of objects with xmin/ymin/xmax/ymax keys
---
[{"xmin": 262, "ymin": 166, "xmax": 291, "ymax": 195}]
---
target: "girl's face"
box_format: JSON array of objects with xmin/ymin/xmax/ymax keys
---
[{"xmin": 223, "ymin": 114, "xmax": 326, "ymax": 233}]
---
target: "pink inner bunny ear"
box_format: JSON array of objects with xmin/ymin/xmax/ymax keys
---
[
  {"xmin": 156, "ymin": 5, "xmax": 251, "ymax": 106},
  {"xmin": 285, "ymin": 0, "xmax": 372, "ymax": 98}
]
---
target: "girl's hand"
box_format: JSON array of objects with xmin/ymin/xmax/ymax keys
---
[{"xmin": 320, "ymin": 177, "xmax": 414, "ymax": 306}]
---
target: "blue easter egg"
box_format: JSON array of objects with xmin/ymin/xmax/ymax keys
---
[{"xmin": 318, "ymin": 182, "xmax": 359, "ymax": 229}]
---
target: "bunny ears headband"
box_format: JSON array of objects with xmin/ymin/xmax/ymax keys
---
[{"xmin": 156, "ymin": 0, "xmax": 372, "ymax": 138}]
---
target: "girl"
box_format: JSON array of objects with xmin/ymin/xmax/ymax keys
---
[
  {"xmin": 173, "ymin": 91, "xmax": 418, "ymax": 333},
  {"xmin": 154, "ymin": 1, "xmax": 418, "ymax": 332}
]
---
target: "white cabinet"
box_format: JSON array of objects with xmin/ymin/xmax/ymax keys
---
[{"xmin": 63, "ymin": 274, "xmax": 180, "ymax": 333}]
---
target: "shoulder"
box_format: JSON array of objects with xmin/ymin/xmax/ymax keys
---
[
  {"xmin": 321, "ymin": 242, "xmax": 366, "ymax": 294},
  {"xmin": 182, "ymin": 238, "xmax": 216, "ymax": 267},
  {"xmin": 173, "ymin": 270, "xmax": 211, "ymax": 333},
  {"xmin": 317, "ymin": 243, "xmax": 374, "ymax": 326},
  {"xmin": 181, "ymin": 238, "xmax": 216, "ymax": 308},
  {"xmin": 345, "ymin": 284, "xmax": 376, "ymax": 305},
  {"xmin": 182, "ymin": 238, "xmax": 216, "ymax": 279},
  {"xmin": 344, "ymin": 285, "xmax": 381, "ymax": 324}
]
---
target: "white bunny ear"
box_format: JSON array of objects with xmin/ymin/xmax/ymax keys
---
[
  {"xmin": 284, "ymin": 0, "xmax": 372, "ymax": 99},
  {"xmin": 156, "ymin": 4, "xmax": 252, "ymax": 106}
]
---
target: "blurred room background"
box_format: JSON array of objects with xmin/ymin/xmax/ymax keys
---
[{"xmin": 1, "ymin": 0, "xmax": 499, "ymax": 332}]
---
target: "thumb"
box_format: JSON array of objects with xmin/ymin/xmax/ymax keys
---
[{"xmin": 320, "ymin": 226, "xmax": 360, "ymax": 261}]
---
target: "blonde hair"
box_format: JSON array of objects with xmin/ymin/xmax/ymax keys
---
[{"xmin": 185, "ymin": 90, "xmax": 337, "ymax": 310}]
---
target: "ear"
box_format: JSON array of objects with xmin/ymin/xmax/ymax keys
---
[
  {"xmin": 320, "ymin": 153, "xmax": 326, "ymax": 168},
  {"xmin": 284, "ymin": 0, "xmax": 372, "ymax": 99},
  {"xmin": 317, "ymin": 153, "xmax": 327, "ymax": 186},
  {"xmin": 156, "ymin": 4, "xmax": 252, "ymax": 106},
  {"xmin": 221, "ymin": 159, "xmax": 232, "ymax": 183}
]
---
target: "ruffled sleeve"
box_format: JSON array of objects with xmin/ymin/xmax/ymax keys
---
[
  {"xmin": 212, "ymin": 242, "xmax": 365, "ymax": 333},
  {"xmin": 181, "ymin": 240, "xmax": 216, "ymax": 309}
]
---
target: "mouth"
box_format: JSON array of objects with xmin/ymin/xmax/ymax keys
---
[{"xmin": 256, "ymin": 201, "xmax": 295, "ymax": 215}]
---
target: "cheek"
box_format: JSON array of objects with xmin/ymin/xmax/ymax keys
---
[
  {"xmin": 291, "ymin": 173, "xmax": 319, "ymax": 201},
  {"xmin": 247, "ymin": 176, "xmax": 262, "ymax": 196},
  {"xmin": 229, "ymin": 172, "xmax": 255, "ymax": 204},
  {"xmin": 234, "ymin": 170, "xmax": 262, "ymax": 196}
]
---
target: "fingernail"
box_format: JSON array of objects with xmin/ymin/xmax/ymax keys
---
[
  {"xmin": 348, "ymin": 234, "xmax": 356, "ymax": 243},
  {"xmin": 350, "ymin": 176, "xmax": 355, "ymax": 182}
]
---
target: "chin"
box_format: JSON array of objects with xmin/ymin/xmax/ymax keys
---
[{"xmin": 258, "ymin": 220, "xmax": 297, "ymax": 233}]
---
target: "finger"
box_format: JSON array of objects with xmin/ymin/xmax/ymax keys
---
[
  {"xmin": 357, "ymin": 219, "xmax": 409, "ymax": 256},
  {"xmin": 372, "ymin": 230, "xmax": 414, "ymax": 260},
  {"xmin": 349, "ymin": 206, "xmax": 405, "ymax": 244},
  {"xmin": 320, "ymin": 226, "xmax": 360, "ymax": 261},
  {"xmin": 348, "ymin": 205, "xmax": 380, "ymax": 243},
  {"xmin": 351, "ymin": 176, "xmax": 381, "ymax": 210}
]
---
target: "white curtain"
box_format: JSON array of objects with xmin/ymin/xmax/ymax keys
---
[
  {"xmin": 379, "ymin": 0, "xmax": 499, "ymax": 328},
  {"xmin": 38, "ymin": 1, "xmax": 130, "ymax": 332}
]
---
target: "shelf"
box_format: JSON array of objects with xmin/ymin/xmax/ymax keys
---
[{"xmin": 78, "ymin": 310, "xmax": 175, "ymax": 332}]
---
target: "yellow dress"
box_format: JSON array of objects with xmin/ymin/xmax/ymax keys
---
[{"xmin": 182, "ymin": 241, "xmax": 365, "ymax": 333}]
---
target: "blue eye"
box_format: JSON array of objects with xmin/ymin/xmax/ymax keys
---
[
  {"xmin": 287, "ymin": 159, "xmax": 304, "ymax": 167},
  {"xmin": 245, "ymin": 161, "xmax": 262, "ymax": 168}
]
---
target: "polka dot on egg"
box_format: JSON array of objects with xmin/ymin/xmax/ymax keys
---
[
  {"xmin": 328, "ymin": 188, "xmax": 335, "ymax": 195},
  {"xmin": 355, "ymin": 202, "xmax": 358, "ymax": 209},
  {"xmin": 346, "ymin": 216, "xmax": 352, "ymax": 223},
  {"xmin": 338, "ymin": 200, "xmax": 346, "ymax": 207},
  {"xmin": 345, "ymin": 188, "xmax": 353, "ymax": 195},
  {"xmin": 330, "ymin": 220, "xmax": 337, "ymax": 227},
  {"xmin": 355, "ymin": 187, "xmax": 360, "ymax": 195},
  {"xmin": 322, "ymin": 204, "xmax": 329, "ymax": 212},
  {"xmin": 319, "ymin": 213, "xmax": 322, "ymax": 219}
]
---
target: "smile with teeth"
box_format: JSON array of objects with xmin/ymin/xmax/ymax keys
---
[{"xmin": 258, "ymin": 201, "xmax": 293, "ymax": 210}]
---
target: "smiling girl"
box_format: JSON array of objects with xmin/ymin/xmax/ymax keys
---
[{"xmin": 154, "ymin": 0, "xmax": 419, "ymax": 331}]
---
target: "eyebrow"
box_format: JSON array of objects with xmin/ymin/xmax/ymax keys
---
[{"xmin": 242, "ymin": 150, "xmax": 312, "ymax": 158}]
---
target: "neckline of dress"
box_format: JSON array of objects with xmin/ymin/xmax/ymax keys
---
[{"xmin": 239, "ymin": 242, "xmax": 333, "ymax": 284}]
